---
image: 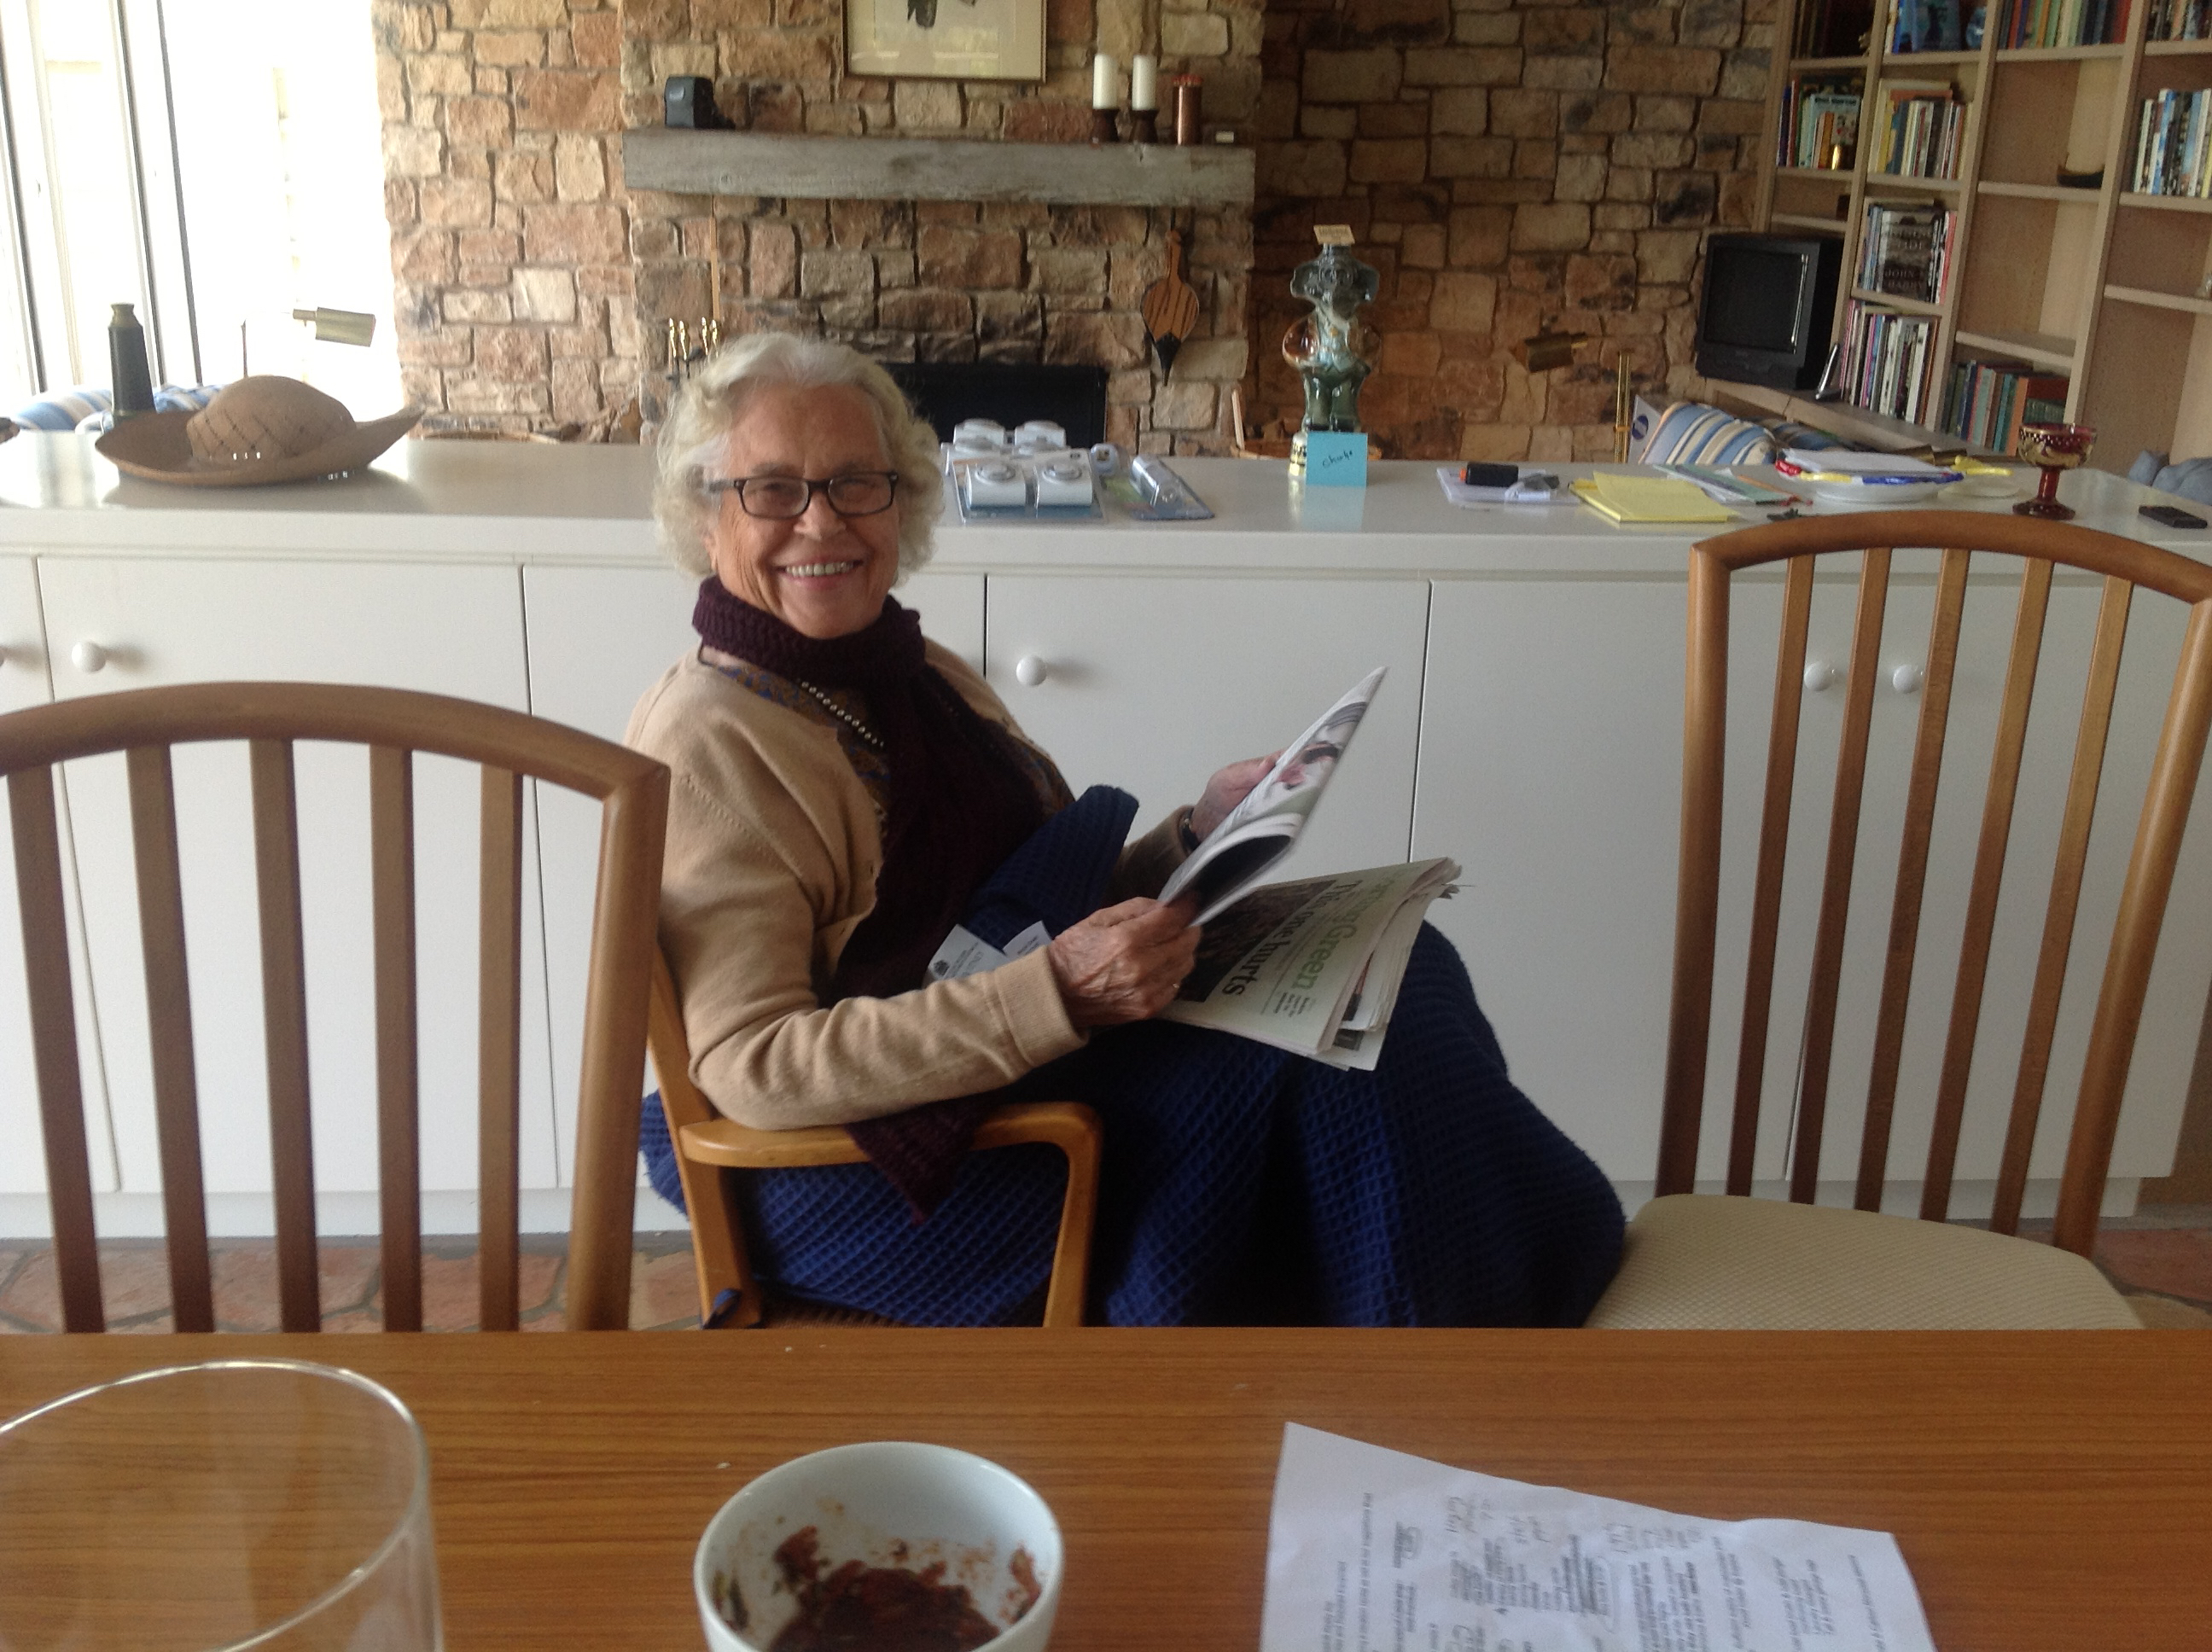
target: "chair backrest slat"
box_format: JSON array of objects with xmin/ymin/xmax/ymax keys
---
[
  {"xmin": 369, "ymin": 745, "xmax": 422, "ymax": 1333},
  {"xmin": 125, "ymin": 746, "xmax": 214, "ymax": 1332},
  {"xmin": 1726, "ymin": 556, "xmax": 1817, "ymax": 1195},
  {"xmin": 248, "ymin": 737, "xmax": 320, "ymax": 1330},
  {"xmin": 2055, "ymin": 596, "xmax": 2212, "ymax": 1252},
  {"xmin": 478, "ymin": 765, "xmax": 524, "ymax": 1332},
  {"xmin": 1855, "ymin": 548, "xmax": 1971, "ymax": 1210},
  {"xmin": 1993, "ymin": 575, "xmax": 2133, "ymax": 1235},
  {"xmin": 1790, "ymin": 547, "xmax": 1893, "ymax": 1202},
  {"xmin": 8, "ymin": 767, "xmax": 104, "ymax": 1331},
  {"xmin": 1920, "ymin": 559, "xmax": 2053, "ymax": 1221}
]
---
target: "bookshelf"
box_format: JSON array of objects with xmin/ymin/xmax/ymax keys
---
[{"xmin": 1742, "ymin": 0, "xmax": 2212, "ymax": 468}]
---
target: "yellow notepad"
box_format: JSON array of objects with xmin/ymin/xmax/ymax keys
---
[{"xmin": 1571, "ymin": 473, "xmax": 1736, "ymax": 524}]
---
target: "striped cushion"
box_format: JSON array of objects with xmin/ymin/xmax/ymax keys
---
[
  {"xmin": 1636, "ymin": 400, "xmax": 1776, "ymax": 467},
  {"xmin": 15, "ymin": 388, "xmax": 113, "ymax": 432}
]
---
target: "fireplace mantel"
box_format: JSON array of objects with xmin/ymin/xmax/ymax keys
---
[{"xmin": 621, "ymin": 129, "xmax": 1254, "ymax": 209}]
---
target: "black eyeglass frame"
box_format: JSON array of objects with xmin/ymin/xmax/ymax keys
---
[{"xmin": 701, "ymin": 471, "xmax": 903, "ymax": 520}]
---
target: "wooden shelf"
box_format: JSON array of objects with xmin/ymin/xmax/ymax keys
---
[
  {"xmin": 1884, "ymin": 49, "xmax": 1984, "ymax": 63},
  {"xmin": 1772, "ymin": 212, "xmax": 1849, "ymax": 231},
  {"xmin": 1707, "ymin": 378, "xmax": 2003, "ymax": 455},
  {"xmin": 2104, "ymin": 282, "xmax": 2212, "ymax": 317},
  {"xmin": 1979, "ymin": 181, "xmax": 2106, "ymax": 201},
  {"xmin": 1851, "ymin": 287, "xmax": 1945, "ymax": 313},
  {"xmin": 1790, "ymin": 55, "xmax": 1871, "ymax": 70},
  {"xmin": 1777, "ymin": 166, "xmax": 1856, "ymax": 179},
  {"xmin": 620, "ymin": 129, "xmax": 1254, "ymax": 207},
  {"xmin": 2141, "ymin": 37, "xmax": 2212, "ymax": 54},
  {"xmin": 1865, "ymin": 172, "xmax": 1965, "ymax": 190},
  {"xmin": 2118, "ymin": 191, "xmax": 2212, "ymax": 213},
  {"xmin": 1994, "ymin": 43, "xmax": 2127, "ymax": 60},
  {"xmin": 1953, "ymin": 327, "xmax": 2078, "ymax": 365}
]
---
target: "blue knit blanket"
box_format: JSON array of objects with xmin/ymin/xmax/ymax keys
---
[{"xmin": 640, "ymin": 789, "xmax": 1623, "ymax": 1326}]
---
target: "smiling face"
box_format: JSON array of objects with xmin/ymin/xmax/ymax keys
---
[{"xmin": 701, "ymin": 381, "xmax": 904, "ymax": 640}]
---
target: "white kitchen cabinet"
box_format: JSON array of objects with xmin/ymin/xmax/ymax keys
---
[
  {"xmin": 521, "ymin": 564, "xmax": 982, "ymax": 1195},
  {"xmin": 981, "ymin": 576, "xmax": 1429, "ymax": 881},
  {"xmin": 1417, "ymin": 564, "xmax": 2212, "ymax": 1208},
  {"xmin": 33, "ymin": 556, "xmax": 550, "ymax": 1227}
]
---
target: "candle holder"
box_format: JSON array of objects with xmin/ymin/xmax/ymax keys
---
[
  {"xmin": 1131, "ymin": 109, "xmax": 1157, "ymax": 143},
  {"xmin": 1091, "ymin": 108, "xmax": 1120, "ymax": 144},
  {"xmin": 2013, "ymin": 422, "xmax": 2094, "ymax": 520}
]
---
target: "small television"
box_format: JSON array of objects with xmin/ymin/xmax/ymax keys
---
[{"xmin": 1694, "ymin": 232, "xmax": 1843, "ymax": 392}]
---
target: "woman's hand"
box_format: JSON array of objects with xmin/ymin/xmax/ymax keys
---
[
  {"xmin": 1047, "ymin": 896, "xmax": 1202, "ymax": 1028},
  {"xmin": 1190, "ymin": 753, "xmax": 1279, "ymax": 842}
]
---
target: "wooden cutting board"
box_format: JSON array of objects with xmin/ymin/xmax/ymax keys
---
[{"xmin": 1141, "ymin": 230, "xmax": 1200, "ymax": 375}]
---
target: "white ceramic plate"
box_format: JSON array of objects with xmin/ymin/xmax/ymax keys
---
[
  {"xmin": 1809, "ymin": 478, "xmax": 1941, "ymax": 506},
  {"xmin": 1942, "ymin": 470, "xmax": 2027, "ymax": 499}
]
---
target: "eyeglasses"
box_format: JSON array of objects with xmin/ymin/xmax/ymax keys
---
[{"xmin": 703, "ymin": 471, "xmax": 901, "ymax": 520}]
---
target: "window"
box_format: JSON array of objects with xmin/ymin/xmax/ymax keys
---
[{"xmin": 0, "ymin": 0, "xmax": 398, "ymax": 413}]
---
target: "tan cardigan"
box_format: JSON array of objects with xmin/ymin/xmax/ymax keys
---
[{"xmin": 626, "ymin": 642, "xmax": 1187, "ymax": 1129}]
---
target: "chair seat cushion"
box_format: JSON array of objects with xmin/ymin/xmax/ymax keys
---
[{"xmin": 1584, "ymin": 1194, "xmax": 2139, "ymax": 1329}]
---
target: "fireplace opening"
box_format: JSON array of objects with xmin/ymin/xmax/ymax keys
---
[{"xmin": 882, "ymin": 362, "xmax": 1110, "ymax": 448}]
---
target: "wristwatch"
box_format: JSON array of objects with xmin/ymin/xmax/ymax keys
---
[{"xmin": 1177, "ymin": 806, "xmax": 1200, "ymax": 853}]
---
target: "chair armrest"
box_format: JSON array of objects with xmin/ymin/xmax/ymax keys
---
[{"xmin": 678, "ymin": 1101, "xmax": 1097, "ymax": 1168}]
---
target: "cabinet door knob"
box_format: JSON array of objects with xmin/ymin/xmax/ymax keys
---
[
  {"xmin": 1803, "ymin": 660, "xmax": 1836, "ymax": 693},
  {"xmin": 1014, "ymin": 654, "xmax": 1050, "ymax": 687},
  {"xmin": 72, "ymin": 641, "xmax": 109, "ymax": 674},
  {"xmin": 1891, "ymin": 662, "xmax": 1924, "ymax": 695}
]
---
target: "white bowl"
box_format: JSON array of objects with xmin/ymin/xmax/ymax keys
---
[{"xmin": 694, "ymin": 1442, "xmax": 1062, "ymax": 1652}]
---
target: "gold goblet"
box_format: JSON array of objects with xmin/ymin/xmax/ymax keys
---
[{"xmin": 2013, "ymin": 422, "xmax": 2095, "ymax": 521}]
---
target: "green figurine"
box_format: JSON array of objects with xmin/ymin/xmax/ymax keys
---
[{"xmin": 1281, "ymin": 230, "xmax": 1380, "ymax": 437}]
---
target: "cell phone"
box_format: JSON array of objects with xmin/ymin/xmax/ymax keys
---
[
  {"xmin": 2139, "ymin": 503, "xmax": 2208, "ymax": 529},
  {"xmin": 1462, "ymin": 462, "xmax": 1520, "ymax": 489}
]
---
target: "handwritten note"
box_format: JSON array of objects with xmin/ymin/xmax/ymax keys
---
[{"xmin": 1304, "ymin": 430, "xmax": 1369, "ymax": 488}]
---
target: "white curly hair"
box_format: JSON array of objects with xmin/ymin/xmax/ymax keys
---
[{"xmin": 653, "ymin": 333, "xmax": 945, "ymax": 579}]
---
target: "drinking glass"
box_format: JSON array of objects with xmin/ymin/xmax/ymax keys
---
[{"xmin": 0, "ymin": 1359, "xmax": 441, "ymax": 1651}]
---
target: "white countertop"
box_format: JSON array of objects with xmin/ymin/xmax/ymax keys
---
[{"xmin": 3, "ymin": 432, "xmax": 2207, "ymax": 579}]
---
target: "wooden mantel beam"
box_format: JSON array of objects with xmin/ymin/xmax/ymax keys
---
[{"xmin": 620, "ymin": 129, "xmax": 1255, "ymax": 209}]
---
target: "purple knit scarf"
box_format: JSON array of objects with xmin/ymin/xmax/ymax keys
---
[{"xmin": 693, "ymin": 579, "xmax": 1051, "ymax": 1214}]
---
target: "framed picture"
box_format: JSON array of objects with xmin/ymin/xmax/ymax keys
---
[{"xmin": 846, "ymin": 0, "xmax": 1044, "ymax": 81}]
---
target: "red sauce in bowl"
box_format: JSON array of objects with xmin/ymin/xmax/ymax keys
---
[{"xmin": 761, "ymin": 1527, "xmax": 1012, "ymax": 1652}]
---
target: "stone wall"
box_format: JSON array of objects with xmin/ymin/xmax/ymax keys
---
[
  {"xmin": 373, "ymin": 0, "xmax": 1769, "ymax": 457},
  {"xmin": 615, "ymin": 0, "xmax": 1259, "ymax": 450},
  {"xmin": 1244, "ymin": 0, "xmax": 1768, "ymax": 462},
  {"xmin": 374, "ymin": 0, "xmax": 639, "ymax": 433}
]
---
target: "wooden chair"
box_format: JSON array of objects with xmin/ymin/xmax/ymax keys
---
[
  {"xmin": 1588, "ymin": 510, "xmax": 2212, "ymax": 1329},
  {"xmin": 3, "ymin": 682, "xmax": 668, "ymax": 1332},
  {"xmin": 647, "ymin": 949, "xmax": 1103, "ymax": 1328}
]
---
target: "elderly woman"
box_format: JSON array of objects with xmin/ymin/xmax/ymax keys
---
[{"xmin": 629, "ymin": 333, "xmax": 1621, "ymax": 1327}]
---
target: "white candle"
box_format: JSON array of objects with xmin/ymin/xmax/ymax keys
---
[
  {"xmin": 1092, "ymin": 52, "xmax": 1117, "ymax": 110},
  {"xmin": 1131, "ymin": 55, "xmax": 1158, "ymax": 112}
]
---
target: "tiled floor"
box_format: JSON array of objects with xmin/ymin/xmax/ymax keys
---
[
  {"xmin": 0, "ymin": 1232, "xmax": 704, "ymax": 1334},
  {"xmin": 3, "ymin": 1210, "xmax": 2208, "ymax": 1332}
]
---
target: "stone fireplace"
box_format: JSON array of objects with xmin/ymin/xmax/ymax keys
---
[{"xmin": 616, "ymin": 0, "xmax": 1260, "ymax": 453}]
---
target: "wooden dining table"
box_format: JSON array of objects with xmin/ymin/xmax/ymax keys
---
[{"xmin": 2, "ymin": 1329, "xmax": 2205, "ymax": 1649}]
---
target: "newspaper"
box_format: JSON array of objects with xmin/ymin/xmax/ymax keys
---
[
  {"xmin": 1159, "ymin": 666, "xmax": 1386, "ymax": 925},
  {"xmin": 1262, "ymin": 1424, "xmax": 1938, "ymax": 1652},
  {"xmin": 1160, "ymin": 858, "xmax": 1458, "ymax": 1069}
]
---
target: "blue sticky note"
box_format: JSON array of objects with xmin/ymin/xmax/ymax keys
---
[{"xmin": 1304, "ymin": 430, "xmax": 1368, "ymax": 487}]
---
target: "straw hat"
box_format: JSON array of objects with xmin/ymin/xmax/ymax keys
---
[{"xmin": 95, "ymin": 376, "xmax": 422, "ymax": 486}]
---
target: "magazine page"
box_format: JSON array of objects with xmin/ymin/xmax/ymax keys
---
[
  {"xmin": 1161, "ymin": 858, "xmax": 1458, "ymax": 1062},
  {"xmin": 1158, "ymin": 666, "xmax": 1386, "ymax": 925},
  {"xmin": 1263, "ymin": 1423, "xmax": 1938, "ymax": 1652}
]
